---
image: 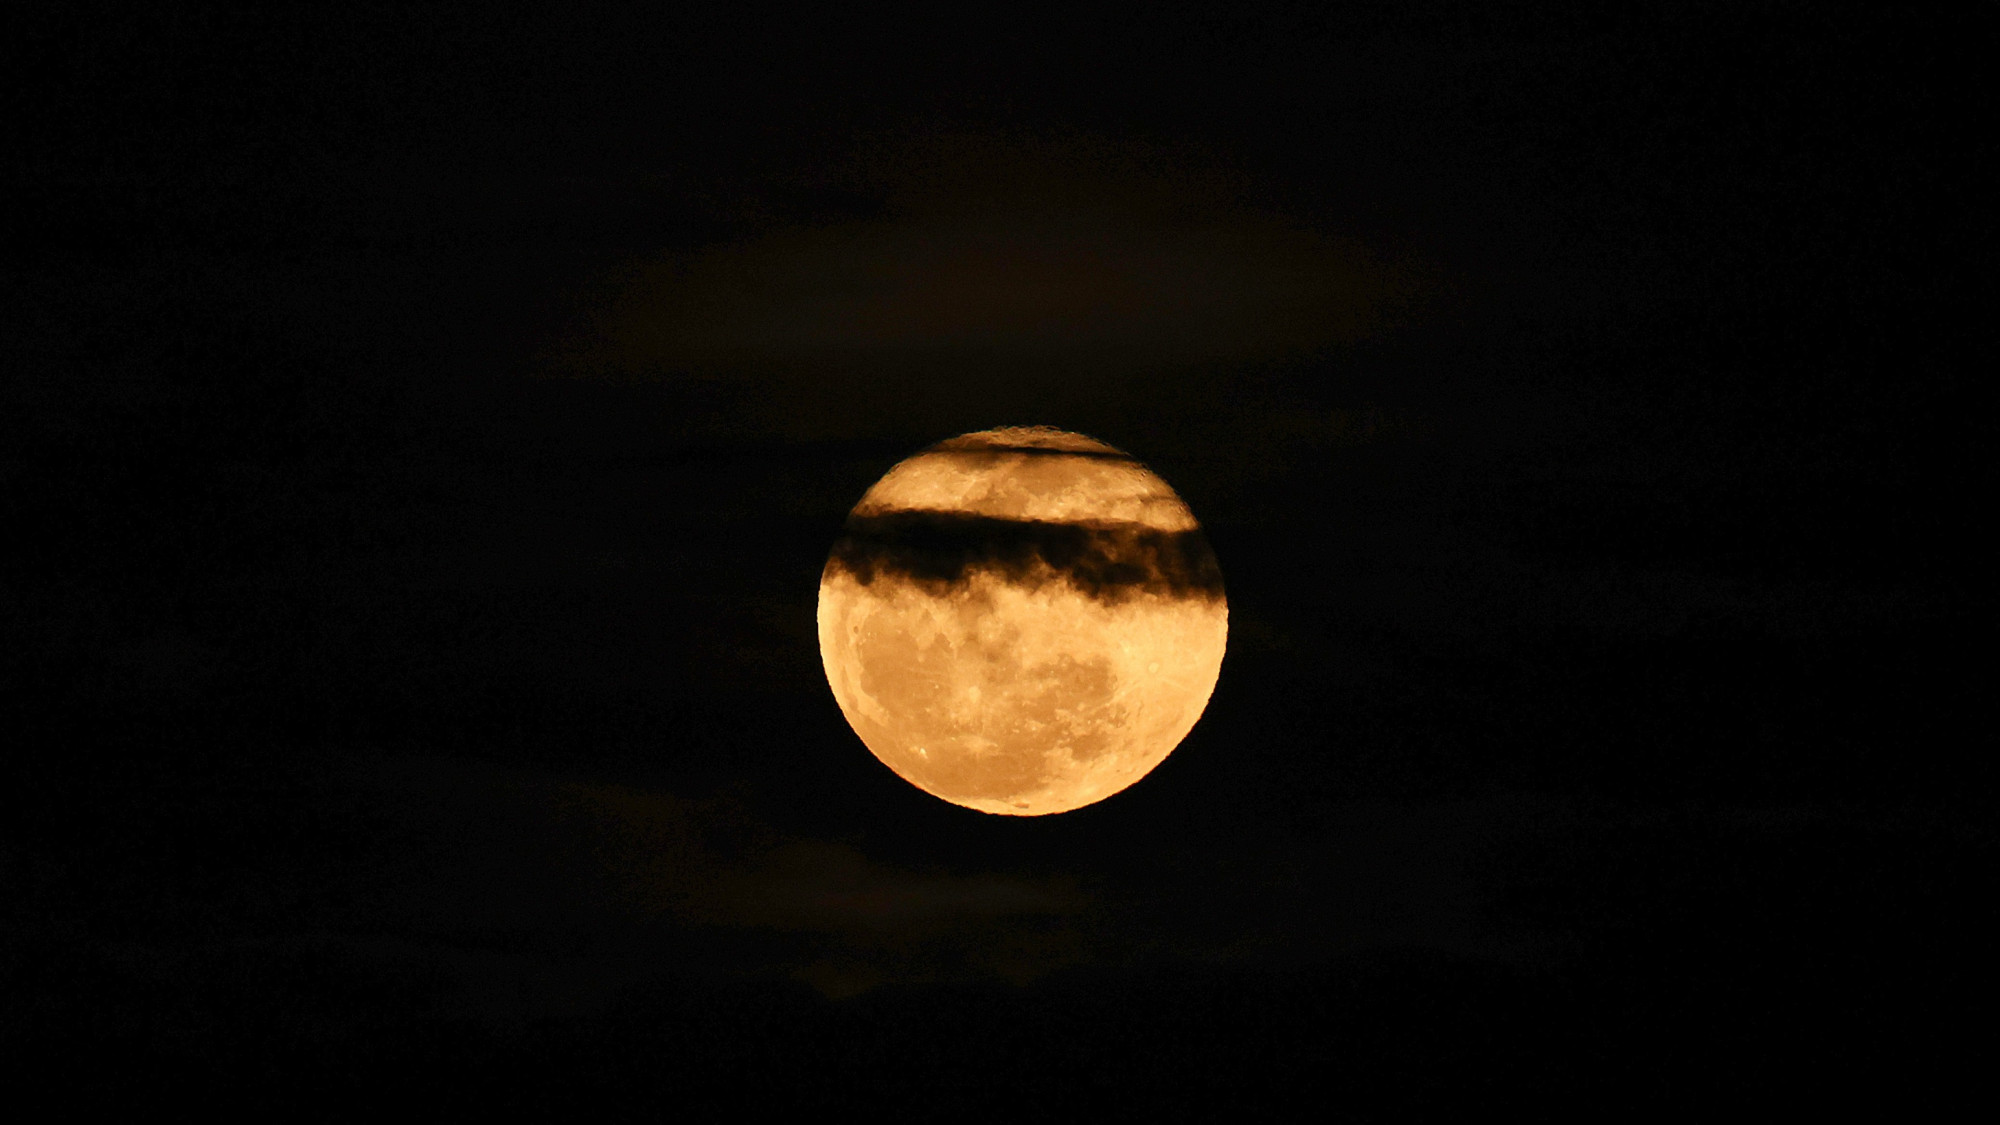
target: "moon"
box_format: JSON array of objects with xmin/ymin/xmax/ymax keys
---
[{"xmin": 817, "ymin": 426, "xmax": 1227, "ymax": 816}]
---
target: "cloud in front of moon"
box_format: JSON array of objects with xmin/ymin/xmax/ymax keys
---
[{"xmin": 818, "ymin": 426, "xmax": 1227, "ymax": 816}]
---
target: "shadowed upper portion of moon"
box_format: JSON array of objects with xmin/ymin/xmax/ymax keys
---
[
  {"xmin": 826, "ymin": 510, "xmax": 1225, "ymax": 604},
  {"xmin": 826, "ymin": 426, "xmax": 1223, "ymax": 605}
]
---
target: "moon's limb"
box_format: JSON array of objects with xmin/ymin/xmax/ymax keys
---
[{"xmin": 817, "ymin": 428, "xmax": 1227, "ymax": 816}]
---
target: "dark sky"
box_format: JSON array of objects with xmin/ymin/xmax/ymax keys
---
[{"xmin": 5, "ymin": 2, "xmax": 1990, "ymax": 1114}]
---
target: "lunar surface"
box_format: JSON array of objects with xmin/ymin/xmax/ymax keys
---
[{"xmin": 817, "ymin": 426, "xmax": 1227, "ymax": 815}]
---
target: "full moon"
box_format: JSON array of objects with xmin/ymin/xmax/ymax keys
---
[{"xmin": 817, "ymin": 426, "xmax": 1227, "ymax": 815}]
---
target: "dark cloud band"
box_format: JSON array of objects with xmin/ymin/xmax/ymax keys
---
[{"xmin": 825, "ymin": 509, "xmax": 1224, "ymax": 603}]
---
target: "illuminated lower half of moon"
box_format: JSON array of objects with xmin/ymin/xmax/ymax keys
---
[{"xmin": 817, "ymin": 569, "xmax": 1227, "ymax": 816}]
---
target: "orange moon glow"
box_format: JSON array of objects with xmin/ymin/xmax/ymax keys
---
[{"xmin": 817, "ymin": 427, "xmax": 1227, "ymax": 815}]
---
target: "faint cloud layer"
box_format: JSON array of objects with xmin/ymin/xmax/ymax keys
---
[
  {"xmin": 20, "ymin": 753, "xmax": 1550, "ymax": 1043},
  {"xmin": 702, "ymin": 839, "xmax": 1083, "ymax": 936},
  {"xmin": 334, "ymin": 755, "xmax": 1091, "ymax": 1003},
  {"xmin": 566, "ymin": 136, "xmax": 1412, "ymax": 384},
  {"xmin": 323, "ymin": 756, "xmax": 1536, "ymax": 1012},
  {"xmin": 700, "ymin": 840, "xmax": 1089, "ymax": 998}
]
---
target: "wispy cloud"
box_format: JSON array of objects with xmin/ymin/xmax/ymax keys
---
[
  {"xmin": 560, "ymin": 134, "xmax": 1414, "ymax": 386},
  {"xmin": 698, "ymin": 839, "xmax": 1084, "ymax": 936},
  {"xmin": 325, "ymin": 755, "xmax": 1095, "ymax": 1003}
]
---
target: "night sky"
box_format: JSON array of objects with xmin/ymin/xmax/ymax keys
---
[{"xmin": 6, "ymin": 2, "xmax": 1990, "ymax": 1114}]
